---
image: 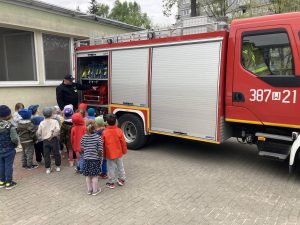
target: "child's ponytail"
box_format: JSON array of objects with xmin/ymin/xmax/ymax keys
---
[{"xmin": 86, "ymin": 121, "xmax": 96, "ymax": 135}]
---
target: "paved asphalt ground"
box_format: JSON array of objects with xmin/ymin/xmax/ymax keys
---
[{"xmin": 1, "ymin": 135, "xmax": 300, "ymax": 225}]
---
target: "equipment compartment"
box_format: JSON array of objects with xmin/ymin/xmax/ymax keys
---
[{"xmin": 77, "ymin": 54, "xmax": 109, "ymax": 115}]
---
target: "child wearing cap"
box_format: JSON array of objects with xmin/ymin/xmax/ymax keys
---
[
  {"xmin": 0, "ymin": 105, "xmax": 19, "ymax": 190},
  {"xmin": 61, "ymin": 105, "xmax": 75, "ymax": 167},
  {"xmin": 37, "ymin": 107, "xmax": 61, "ymax": 174},
  {"xmin": 18, "ymin": 109, "xmax": 38, "ymax": 170},
  {"xmin": 29, "ymin": 104, "xmax": 44, "ymax": 164},
  {"xmin": 95, "ymin": 116, "xmax": 108, "ymax": 179},
  {"xmin": 102, "ymin": 114, "xmax": 127, "ymax": 189},
  {"xmin": 87, "ymin": 108, "xmax": 96, "ymax": 120}
]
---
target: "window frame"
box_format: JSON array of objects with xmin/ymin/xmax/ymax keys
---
[
  {"xmin": 43, "ymin": 33, "xmax": 73, "ymax": 84},
  {"xmin": 0, "ymin": 30, "xmax": 39, "ymax": 87},
  {"xmin": 240, "ymin": 28, "xmax": 295, "ymax": 77}
]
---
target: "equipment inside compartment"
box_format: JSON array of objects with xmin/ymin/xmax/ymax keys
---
[{"xmin": 77, "ymin": 55, "xmax": 108, "ymax": 115}]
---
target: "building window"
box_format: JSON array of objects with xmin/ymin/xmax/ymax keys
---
[
  {"xmin": 241, "ymin": 29, "xmax": 294, "ymax": 76},
  {"xmin": 43, "ymin": 34, "xmax": 71, "ymax": 81},
  {"xmin": 0, "ymin": 28, "xmax": 36, "ymax": 81}
]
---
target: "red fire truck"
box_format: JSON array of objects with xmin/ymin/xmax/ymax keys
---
[{"xmin": 75, "ymin": 12, "xmax": 300, "ymax": 172}]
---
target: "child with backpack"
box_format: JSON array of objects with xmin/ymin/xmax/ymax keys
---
[
  {"xmin": 18, "ymin": 109, "xmax": 38, "ymax": 170},
  {"xmin": 81, "ymin": 121, "xmax": 103, "ymax": 195},
  {"xmin": 60, "ymin": 105, "xmax": 74, "ymax": 167},
  {"xmin": 28, "ymin": 104, "xmax": 44, "ymax": 164},
  {"xmin": 0, "ymin": 105, "xmax": 19, "ymax": 190}
]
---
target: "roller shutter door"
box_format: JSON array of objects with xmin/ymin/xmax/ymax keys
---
[
  {"xmin": 151, "ymin": 39, "xmax": 222, "ymax": 141},
  {"xmin": 111, "ymin": 48, "xmax": 149, "ymax": 107}
]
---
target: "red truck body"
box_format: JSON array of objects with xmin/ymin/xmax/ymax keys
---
[
  {"xmin": 76, "ymin": 12, "xmax": 300, "ymax": 172},
  {"xmin": 226, "ymin": 12, "xmax": 300, "ymax": 128}
]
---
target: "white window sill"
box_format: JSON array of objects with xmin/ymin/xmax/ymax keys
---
[
  {"xmin": 0, "ymin": 81, "xmax": 40, "ymax": 87},
  {"xmin": 0, "ymin": 81, "xmax": 62, "ymax": 87},
  {"xmin": 44, "ymin": 80, "xmax": 63, "ymax": 86}
]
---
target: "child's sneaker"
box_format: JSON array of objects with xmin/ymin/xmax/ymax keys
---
[
  {"xmin": 87, "ymin": 190, "xmax": 93, "ymax": 195},
  {"xmin": 5, "ymin": 181, "xmax": 17, "ymax": 190},
  {"xmin": 0, "ymin": 181, "xmax": 5, "ymax": 188},
  {"xmin": 75, "ymin": 166, "xmax": 80, "ymax": 173},
  {"xmin": 46, "ymin": 168, "xmax": 51, "ymax": 174},
  {"xmin": 117, "ymin": 179, "xmax": 125, "ymax": 186},
  {"xmin": 106, "ymin": 183, "xmax": 115, "ymax": 189},
  {"xmin": 27, "ymin": 165, "xmax": 39, "ymax": 170},
  {"xmin": 100, "ymin": 174, "xmax": 108, "ymax": 179},
  {"xmin": 92, "ymin": 189, "xmax": 102, "ymax": 196},
  {"xmin": 56, "ymin": 167, "xmax": 61, "ymax": 172}
]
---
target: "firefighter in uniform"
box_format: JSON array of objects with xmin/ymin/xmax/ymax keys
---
[
  {"xmin": 56, "ymin": 75, "xmax": 93, "ymax": 111},
  {"xmin": 242, "ymin": 42, "xmax": 270, "ymax": 76}
]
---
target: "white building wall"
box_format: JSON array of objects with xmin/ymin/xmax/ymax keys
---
[{"xmin": 0, "ymin": 1, "xmax": 137, "ymax": 111}]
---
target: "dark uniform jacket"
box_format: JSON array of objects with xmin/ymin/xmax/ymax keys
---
[{"xmin": 56, "ymin": 82, "xmax": 91, "ymax": 110}]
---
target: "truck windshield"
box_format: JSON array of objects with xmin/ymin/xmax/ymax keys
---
[{"xmin": 242, "ymin": 30, "xmax": 294, "ymax": 76}]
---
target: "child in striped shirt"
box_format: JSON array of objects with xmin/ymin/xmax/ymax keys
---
[{"xmin": 80, "ymin": 121, "xmax": 103, "ymax": 196}]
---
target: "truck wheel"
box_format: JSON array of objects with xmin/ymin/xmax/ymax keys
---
[{"xmin": 118, "ymin": 114, "xmax": 147, "ymax": 150}]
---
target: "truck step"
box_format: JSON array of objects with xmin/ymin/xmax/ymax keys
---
[
  {"xmin": 255, "ymin": 132, "xmax": 293, "ymax": 142},
  {"xmin": 258, "ymin": 151, "xmax": 289, "ymax": 161}
]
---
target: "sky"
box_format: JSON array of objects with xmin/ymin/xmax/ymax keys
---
[{"xmin": 40, "ymin": 0, "xmax": 177, "ymax": 26}]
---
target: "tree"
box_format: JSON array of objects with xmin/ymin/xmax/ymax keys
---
[
  {"xmin": 269, "ymin": 0, "xmax": 300, "ymax": 14},
  {"xmin": 199, "ymin": 0, "xmax": 238, "ymax": 18},
  {"xmin": 96, "ymin": 3, "xmax": 110, "ymax": 18},
  {"xmin": 109, "ymin": 1, "xmax": 151, "ymax": 28},
  {"xmin": 191, "ymin": 0, "xmax": 197, "ymax": 17},
  {"xmin": 76, "ymin": 5, "xmax": 81, "ymax": 12},
  {"xmin": 88, "ymin": 0, "xmax": 99, "ymax": 14},
  {"xmin": 163, "ymin": 0, "xmax": 198, "ymax": 17}
]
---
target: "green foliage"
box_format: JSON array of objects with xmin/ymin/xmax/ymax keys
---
[
  {"xmin": 88, "ymin": 0, "xmax": 99, "ymax": 14},
  {"xmin": 87, "ymin": 0, "xmax": 151, "ymax": 28},
  {"xmin": 163, "ymin": 0, "xmax": 197, "ymax": 17},
  {"xmin": 108, "ymin": 0, "xmax": 151, "ymax": 28},
  {"xmin": 163, "ymin": 0, "xmax": 178, "ymax": 17},
  {"xmin": 96, "ymin": 3, "xmax": 110, "ymax": 18},
  {"xmin": 270, "ymin": 0, "xmax": 300, "ymax": 13},
  {"xmin": 198, "ymin": 0, "xmax": 238, "ymax": 18}
]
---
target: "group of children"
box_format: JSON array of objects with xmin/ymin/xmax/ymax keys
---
[{"xmin": 0, "ymin": 102, "xmax": 127, "ymax": 195}]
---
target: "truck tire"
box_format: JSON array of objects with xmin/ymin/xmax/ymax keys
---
[{"xmin": 118, "ymin": 114, "xmax": 148, "ymax": 150}]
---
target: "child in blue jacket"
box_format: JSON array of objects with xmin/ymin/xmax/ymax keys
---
[{"xmin": 0, "ymin": 105, "xmax": 19, "ymax": 190}]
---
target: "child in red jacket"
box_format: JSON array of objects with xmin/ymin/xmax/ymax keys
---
[
  {"xmin": 102, "ymin": 114, "xmax": 127, "ymax": 189},
  {"xmin": 71, "ymin": 112, "xmax": 86, "ymax": 173}
]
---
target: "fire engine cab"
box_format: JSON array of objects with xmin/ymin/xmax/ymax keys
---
[{"xmin": 75, "ymin": 12, "xmax": 300, "ymax": 173}]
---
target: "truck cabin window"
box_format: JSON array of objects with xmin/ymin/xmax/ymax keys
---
[{"xmin": 241, "ymin": 30, "xmax": 294, "ymax": 76}]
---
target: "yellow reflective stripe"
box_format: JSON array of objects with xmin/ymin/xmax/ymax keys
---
[{"xmin": 255, "ymin": 65, "xmax": 268, "ymax": 73}]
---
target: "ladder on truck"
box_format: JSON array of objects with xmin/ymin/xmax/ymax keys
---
[{"xmin": 75, "ymin": 16, "xmax": 227, "ymax": 48}]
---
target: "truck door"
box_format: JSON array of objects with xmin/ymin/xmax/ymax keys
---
[{"xmin": 231, "ymin": 26, "xmax": 300, "ymax": 127}]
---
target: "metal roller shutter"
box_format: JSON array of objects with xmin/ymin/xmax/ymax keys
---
[
  {"xmin": 111, "ymin": 48, "xmax": 149, "ymax": 107},
  {"xmin": 151, "ymin": 39, "xmax": 223, "ymax": 141}
]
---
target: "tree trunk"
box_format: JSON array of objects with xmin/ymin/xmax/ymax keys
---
[{"xmin": 191, "ymin": 0, "xmax": 197, "ymax": 17}]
